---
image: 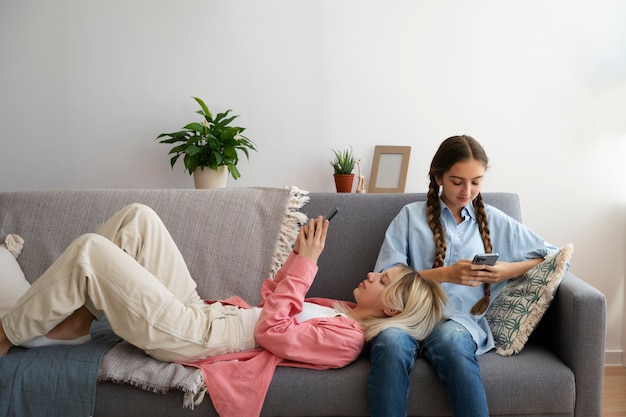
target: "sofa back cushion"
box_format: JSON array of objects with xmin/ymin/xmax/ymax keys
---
[
  {"xmin": 0, "ymin": 188, "xmax": 298, "ymax": 305},
  {"xmin": 0, "ymin": 189, "xmax": 521, "ymax": 306},
  {"xmin": 302, "ymin": 192, "xmax": 521, "ymax": 302}
]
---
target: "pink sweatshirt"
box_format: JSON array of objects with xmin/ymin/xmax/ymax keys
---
[{"xmin": 182, "ymin": 253, "xmax": 364, "ymax": 417}]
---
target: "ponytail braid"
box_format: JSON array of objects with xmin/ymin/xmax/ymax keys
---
[
  {"xmin": 469, "ymin": 193, "xmax": 494, "ymax": 315},
  {"xmin": 426, "ymin": 176, "xmax": 447, "ymax": 269}
]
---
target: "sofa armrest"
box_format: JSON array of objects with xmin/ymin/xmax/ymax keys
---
[{"xmin": 538, "ymin": 271, "xmax": 606, "ymax": 417}]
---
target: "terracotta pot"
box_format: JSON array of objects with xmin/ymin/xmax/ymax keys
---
[
  {"xmin": 193, "ymin": 166, "xmax": 228, "ymax": 189},
  {"xmin": 333, "ymin": 174, "xmax": 355, "ymax": 193}
]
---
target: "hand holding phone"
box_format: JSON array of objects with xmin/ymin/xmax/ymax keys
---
[
  {"xmin": 299, "ymin": 207, "xmax": 337, "ymax": 239},
  {"xmin": 472, "ymin": 253, "xmax": 499, "ymax": 266},
  {"xmin": 324, "ymin": 207, "xmax": 339, "ymax": 222},
  {"xmin": 296, "ymin": 208, "xmax": 332, "ymax": 263}
]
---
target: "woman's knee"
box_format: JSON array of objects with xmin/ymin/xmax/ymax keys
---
[
  {"xmin": 119, "ymin": 203, "xmax": 158, "ymax": 220},
  {"xmin": 369, "ymin": 327, "xmax": 419, "ymax": 368},
  {"xmin": 432, "ymin": 320, "xmax": 473, "ymax": 341},
  {"xmin": 106, "ymin": 203, "xmax": 163, "ymax": 240},
  {"xmin": 72, "ymin": 233, "xmax": 111, "ymax": 248},
  {"xmin": 424, "ymin": 321, "xmax": 478, "ymax": 364},
  {"xmin": 70, "ymin": 234, "xmax": 123, "ymax": 263}
]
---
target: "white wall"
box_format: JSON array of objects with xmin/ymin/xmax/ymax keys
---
[{"xmin": 1, "ymin": 0, "xmax": 625, "ymax": 363}]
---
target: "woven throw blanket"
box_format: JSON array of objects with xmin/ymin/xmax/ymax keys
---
[
  {"xmin": 98, "ymin": 341, "xmax": 207, "ymax": 408},
  {"xmin": 0, "ymin": 319, "xmax": 120, "ymax": 417},
  {"xmin": 97, "ymin": 186, "xmax": 309, "ymax": 407}
]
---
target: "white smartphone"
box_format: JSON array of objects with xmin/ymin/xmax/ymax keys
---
[{"xmin": 472, "ymin": 253, "xmax": 499, "ymax": 266}]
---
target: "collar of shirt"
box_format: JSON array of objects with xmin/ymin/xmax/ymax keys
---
[{"xmin": 440, "ymin": 198, "xmax": 476, "ymax": 223}]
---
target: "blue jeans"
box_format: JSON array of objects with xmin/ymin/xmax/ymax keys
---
[{"xmin": 368, "ymin": 321, "xmax": 489, "ymax": 417}]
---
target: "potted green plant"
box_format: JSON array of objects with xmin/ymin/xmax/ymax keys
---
[
  {"xmin": 330, "ymin": 146, "xmax": 356, "ymax": 193},
  {"xmin": 157, "ymin": 97, "xmax": 257, "ymax": 188}
]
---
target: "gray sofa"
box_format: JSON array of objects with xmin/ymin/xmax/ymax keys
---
[{"xmin": 0, "ymin": 188, "xmax": 606, "ymax": 417}]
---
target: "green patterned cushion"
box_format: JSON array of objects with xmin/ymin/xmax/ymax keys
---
[{"xmin": 486, "ymin": 244, "xmax": 573, "ymax": 356}]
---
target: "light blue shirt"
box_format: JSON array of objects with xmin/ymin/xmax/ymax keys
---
[{"xmin": 374, "ymin": 199, "xmax": 557, "ymax": 355}]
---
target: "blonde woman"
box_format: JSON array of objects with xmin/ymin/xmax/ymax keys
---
[{"xmin": 0, "ymin": 203, "xmax": 446, "ymax": 417}]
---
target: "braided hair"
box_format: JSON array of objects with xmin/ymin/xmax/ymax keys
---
[{"xmin": 426, "ymin": 135, "xmax": 493, "ymax": 315}]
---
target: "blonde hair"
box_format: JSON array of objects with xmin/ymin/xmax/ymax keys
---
[{"xmin": 339, "ymin": 266, "xmax": 447, "ymax": 341}]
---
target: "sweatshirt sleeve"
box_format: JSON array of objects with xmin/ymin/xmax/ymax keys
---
[
  {"xmin": 256, "ymin": 252, "xmax": 297, "ymax": 308},
  {"xmin": 254, "ymin": 253, "xmax": 364, "ymax": 368}
]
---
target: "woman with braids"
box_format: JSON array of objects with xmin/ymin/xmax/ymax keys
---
[{"xmin": 368, "ymin": 135, "xmax": 558, "ymax": 417}]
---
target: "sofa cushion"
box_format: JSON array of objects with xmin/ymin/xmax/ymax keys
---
[
  {"xmin": 486, "ymin": 244, "xmax": 573, "ymax": 356},
  {"xmin": 0, "ymin": 234, "xmax": 29, "ymax": 317},
  {"xmin": 260, "ymin": 345, "xmax": 576, "ymax": 416},
  {"xmin": 0, "ymin": 187, "xmax": 307, "ymax": 305}
]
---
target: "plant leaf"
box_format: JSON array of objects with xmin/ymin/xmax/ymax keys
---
[
  {"xmin": 184, "ymin": 122, "xmax": 206, "ymax": 134},
  {"xmin": 192, "ymin": 97, "xmax": 212, "ymax": 121},
  {"xmin": 215, "ymin": 114, "xmax": 238, "ymax": 128},
  {"xmin": 223, "ymin": 145, "xmax": 238, "ymax": 160},
  {"xmin": 214, "ymin": 153, "xmax": 223, "ymax": 166},
  {"xmin": 214, "ymin": 110, "xmax": 232, "ymax": 124},
  {"xmin": 228, "ymin": 163, "xmax": 241, "ymax": 180},
  {"xmin": 169, "ymin": 154, "xmax": 180, "ymax": 168},
  {"xmin": 238, "ymin": 147, "xmax": 250, "ymax": 160},
  {"xmin": 186, "ymin": 144, "xmax": 202, "ymax": 156}
]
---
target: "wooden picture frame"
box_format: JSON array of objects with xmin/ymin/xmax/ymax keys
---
[{"xmin": 368, "ymin": 146, "xmax": 411, "ymax": 193}]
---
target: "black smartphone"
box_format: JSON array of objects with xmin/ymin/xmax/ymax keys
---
[
  {"xmin": 472, "ymin": 253, "xmax": 499, "ymax": 266},
  {"xmin": 324, "ymin": 207, "xmax": 339, "ymax": 222}
]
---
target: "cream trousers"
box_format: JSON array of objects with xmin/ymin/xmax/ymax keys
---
[{"xmin": 2, "ymin": 204, "xmax": 242, "ymax": 362}]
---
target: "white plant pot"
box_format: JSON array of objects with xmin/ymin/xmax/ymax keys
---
[{"xmin": 193, "ymin": 166, "xmax": 228, "ymax": 189}]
